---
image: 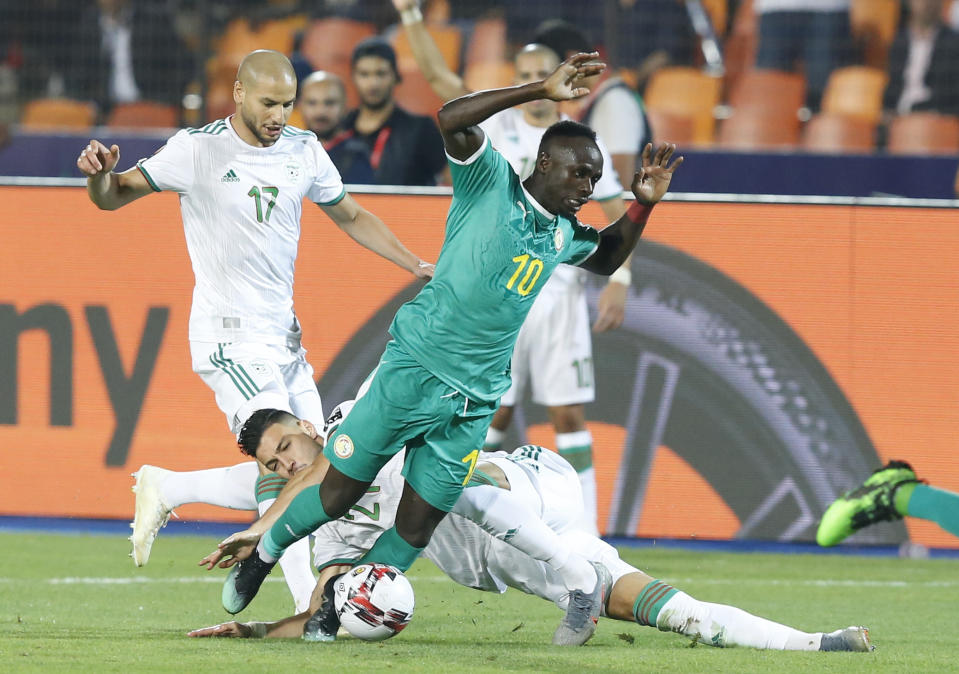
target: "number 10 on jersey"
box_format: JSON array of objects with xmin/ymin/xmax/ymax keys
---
[{"xmin": 507, "ymin": 254, "xmax": 544, "ymax": 296}]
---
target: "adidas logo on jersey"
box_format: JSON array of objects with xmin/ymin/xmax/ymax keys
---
[{"xmin": 221, "ymin": 169, "xmax": 240, "ymax": 183}]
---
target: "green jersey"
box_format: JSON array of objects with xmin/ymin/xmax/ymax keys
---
[{"xmin": 390, "ymin": 135, "xmax": 601, "ymax": 403}]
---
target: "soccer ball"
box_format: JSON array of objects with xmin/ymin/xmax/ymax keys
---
[{"xmin": 333, "ymin": 563, "xmax": 415, "ymax": 641}]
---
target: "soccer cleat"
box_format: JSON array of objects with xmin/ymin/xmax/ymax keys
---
[
  {"xmin": 302, "ymin": 574, "xmax": 343, "ymax": 642},
  {"xmin": 552, "ymin": 561, "xmax": 611, "ymax": 646},
  {"xmin": 816, "ymin": 460, "xmax": 922, "ymax": 547},
  {"xmin": 819, "ymin": 626, "xmax": 874, "ymax": 652},
  {"xmin": 221, "ymin": 551, "xmax": 276, "ymax": 615},
  {"xmin": 130, "ymin": 465, "xmax": 177, "ymax": 566}
]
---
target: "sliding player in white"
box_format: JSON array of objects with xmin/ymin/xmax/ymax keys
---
[
  {"xmin": 77, "ymin": 49, "xmax": 433, "ymax": 613},
  {"xmin": 194, "ymin": 403, "xmax": 872, "ymax": 652}
]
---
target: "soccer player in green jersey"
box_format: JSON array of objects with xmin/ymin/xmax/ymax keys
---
[{"xmin": 202, "ymin": 52, "xmax": 682, "ymax": 646}]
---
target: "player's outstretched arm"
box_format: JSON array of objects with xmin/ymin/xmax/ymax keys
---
[
  {"xmin": 437, "ymin": 53, "xmax": 606, "ymax": 161},
  {"xmin": 198, "ymin": 453, "xmax": 329, "ymax": 569},
  {"xmin": 580, "ymin": 143, "xmax": 682, "ymax": 276},
  {"xmin": 77, "ymin": 140, "xmax": 153, "ymax": 210},
  {"xmin": 392, "ymin": 0, "xmax": 469, "ymax": 102},
  {"xmin": 320, "ymin": 193, "xmax": 434, "ymax": 279}
]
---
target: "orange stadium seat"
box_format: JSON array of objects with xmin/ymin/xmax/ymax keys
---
[
  {"xmin": 800, "ymin": 113, "xmax": 877, "ymax": 153},
  {"xmin": 394, "ymin": 70, "xmax": 446, "ymax": 118},
  {"xmin": 107, "ymin": 102, "xmax": 178, "ymax": 129},
  {"xmin": 21, "ymin": 98, "xmax": 97, "ymax": 131},
  {"xmin": 464, "ymin": 61, "xmax": 515, "ymax": 92},
  {"xmin": 887, "ymin": 113, "xmax": 959, "ymax": 155},
  {"xmin": 644, "ymin": 67, "xmax": 722, "ymax": 145},
  {"xmin": 717, "ymin": 107, "xmax": 800, "ymax": 149},
  {"xmin": 728, "ymin": 69, "xmax": 806, "ymax": 116},
  {"xmin": 465, "ymin": 16, "xmax": 507, "ymax": 65},
  {"xmin": 851, "ymin": 0, "xmax": 900, "ymax": 68},
  {"xmin": 211, "ymin": 16, "xmax": 305, "ymax": 83},
  {"xmin": 821, "ymin": 66, "xmax": 888, "ymax": 124},
  {"xmin": 392, "ymin": 24, "xmax": 462, "ymax": 74},
  {"xmin": 646, "ymin": 108, "xmax": 696, "ymax": 146},
  {"xmin": 299, "ymin": 18, "xmax": 377, "ymax": 73}
]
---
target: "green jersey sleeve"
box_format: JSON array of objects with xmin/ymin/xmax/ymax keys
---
[
  {"xmin": 446, "ymin": 132, "xmax": 511, "ymax": 200},
  {"xmin": 564, "ymin": 221, "xmax": 601, "ymax": 266}
]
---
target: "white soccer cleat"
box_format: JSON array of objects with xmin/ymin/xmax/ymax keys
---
[
  {"xmin": 130, "ymin": 465, "xmax": 177, "ymax": 567},
  {"xmin": 819, "ymin": 626, "xmax": 874, "ymax": 652}
]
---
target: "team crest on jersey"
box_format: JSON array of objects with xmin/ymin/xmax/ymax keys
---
[
  {"xmin": 248, "ymin": 360, "xmax": 271, "ymax": 377},
  {"xmin": 553, "ymin": 227, "xmax": 565, "ymax": 251},
  {"xmin": 334, "ymin": 434, "xmax": 354, "ymax": 459},
  {"xmin": 285, "ymin": 162, "xmax": 302, "ymax": 183}
]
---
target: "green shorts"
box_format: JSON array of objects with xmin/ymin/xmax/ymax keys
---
[{"xmin": 323, "ymin": 340, "xmax": 496, "ymax": 512}]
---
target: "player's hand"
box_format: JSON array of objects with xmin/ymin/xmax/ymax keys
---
[
  {"xmin": 77, "ymin": 140, "xmax": 120, "ymax": 177},
  {"xmin": 198, "ymin": 529, "xmax": 261, "ymax": 569},
  {"xmin": 593, "ymin": 280, "xmax": 627, "ymax": 332},
  {"xmin": 631, "ymin": 143, "xmax": 683, "ymax": 205},
  {"xmin": 415, "ymin": 260, "xmax": 435, "ymax": 279},
  {"xmin": 542, "ymin": 53, "xmax": 606, "ymax": 101},
  {"xmin": 187, "ymin": 621, "xmax": 252, "ymax": 638}
]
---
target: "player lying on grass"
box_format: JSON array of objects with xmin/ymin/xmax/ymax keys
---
[{"xmin": 194, "ymin": 404, "xmax": 873, "ymax": 652}]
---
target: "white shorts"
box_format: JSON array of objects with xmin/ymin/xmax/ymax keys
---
[
  {"xmin": 190, "ymin": 341, "xmax": 324, "ymax": 435},
  {"xmin": 426, "ymin": 449, "xmax": 636, "ymax": 608},
  {"xmin": 501, "ymin": 268, "xmax": 595, "ymax": 408}
]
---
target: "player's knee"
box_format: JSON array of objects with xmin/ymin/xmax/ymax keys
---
[{"xmin": 548, "ymin": 405, "xmax": 586, "ymax": 433}]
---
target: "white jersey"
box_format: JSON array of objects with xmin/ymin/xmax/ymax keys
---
[
  {"xmin": 479, "ymin": 109, "xmax": 622, "ymax": 294},
  {"xmin": 137, "ymin": 118, "xmax": 345, "ymax": 346},
  {"xmin": 311, "ymin": 446, "xmax": 636, "ymax": 600}
]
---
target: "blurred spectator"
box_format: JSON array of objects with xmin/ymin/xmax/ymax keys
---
[
  {"xmin": 755, "ymin": 0, "xmax": 852, "ymax": 111},
  {"xmin": 298, "ymin": 71, "xmax": 375, "ymax": 184},
  {"xmin": 343, "ymin": 37, "xmax": 447, "ymax": 186},
  {"xmin": 883, "ymin": 0, "xmax": 959, "ymax": 117},
  {"xmin": 2, "ymin": 0, "xmax": 81, "ymax": 99},
  {"xmin": 532, "ymin": 20, "xmax": 651, "ymax": 183},
  {"xmin": 69, "ymin": 0, "xmax": 194, "ymax": 120},
  {"xmin": 504, "ymin": 0, "xmax": 695, "ymax": 74}
]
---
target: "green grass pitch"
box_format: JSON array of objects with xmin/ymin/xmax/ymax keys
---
[{"xmin": 2, "ymin": 531, "xmax": 956, "ymax": 673}]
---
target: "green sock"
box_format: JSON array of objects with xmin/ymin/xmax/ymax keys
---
[
  {"xmin": 262, "ymin": 485, "xmax": 331, "ymax": 558},
  {"xmin": 556, "ymin": 431, "xmax": 593, "ymax": 473},
  {"xmin": 255, "ymin": 473, "xmax": 286, "ymax": 505},
  {"xmin": 904, "ymin": 484, "xmax": 959, "ymax": 538},
  {"xmin": 632, "ymin": 579, "xmax": 679, "ymax": 627},
  {"xmin": 358, "ymin": 527, "xmax": 425, "ymax": 572}
]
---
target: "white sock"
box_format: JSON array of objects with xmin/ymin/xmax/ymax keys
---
[
  {"xmin": 258, "ymin": 499, "xmax": 315, "ymax": 614},
  {"xmin": 556, "ymin": 431, "xmax": 598, "ymax": 535},
  {"xmin": 577, "ymin": 467, "xmax": 599, "ymax": 535},
  {"xmin": 657, "ymin": 591, "xmax": 822, "ymax": 650},
  {"xmin": 451, "ymin": 484, "xmax": 596, "ymax": 592},
  {"xmin": 159, "ymin": 462, "xmax": 259, "ymax": 510},
  {"xmin": 484, "ymin": 426, "xmax": 505, "ymax": 450}
]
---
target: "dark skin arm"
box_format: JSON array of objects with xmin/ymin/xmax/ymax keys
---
[
  {"xmin": 437, "ymin": 53, "xmax": 606, "ymax": 162},
  {"xmin": 580, "ymin": 143, "xmax": 683, "ymax": 275}
]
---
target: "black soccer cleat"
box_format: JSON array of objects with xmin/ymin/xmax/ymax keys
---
[
  {"xmin": 302, "ymin": 573, "xmax": 343, "ymax": 642},
  {"xmin": 221, "ymin": 551, "xmax": 276, "ymax": 615}
]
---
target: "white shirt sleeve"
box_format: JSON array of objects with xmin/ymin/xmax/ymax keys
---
[
  {"xmin": 592, "ymin": 134, "xmax": 625, "ymax": 200},
  {"xmin": 591, "ymin": 88, "xmax": 645, "ymax": 156},
  {"xmin": 136, "ymin": 129, "xmax": 195, "ymax": 194},
  {"xmin": 308, "ymin": 139, "xmax": 346, "ymax": 205}
]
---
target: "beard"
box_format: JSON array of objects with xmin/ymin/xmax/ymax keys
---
[{"xmin": 241, "ymin": 108, "xmax": 280, "ymax": 146}]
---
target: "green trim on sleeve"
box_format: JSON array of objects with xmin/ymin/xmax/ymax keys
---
[
  {"xmin": 316, "ymin": 557, "xmax": 360, "ymax": 573},
  {"xmin": 136, "ymin": 161, "xmax": 161, "ymax": 192},
  {"xmin": 317, "ymin": 188, "xmax": 346, "ymax": 207}
]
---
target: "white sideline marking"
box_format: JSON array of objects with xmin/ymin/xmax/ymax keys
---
[{"xmin": 0, "ymin": 575, "xmax": 957, "ymax": 588}]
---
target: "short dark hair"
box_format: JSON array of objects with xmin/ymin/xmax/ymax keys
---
[
  {"xmin": 538, "ymin": 120, "xmax": 597, "ymax": 156},
  {"xmin": 237, "ymin": 408, "xmax": 297, "ymax": 458},
  {"xmin": 351, "ymin": 37, "xmax": 400, "ymax": 79},
  {"xmin": 531, "ymin": 19, "xmax": 594, "ymax": 61}
]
